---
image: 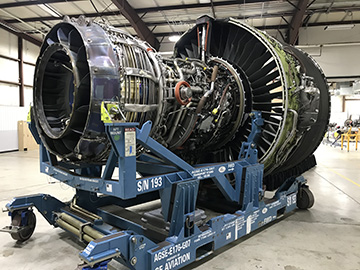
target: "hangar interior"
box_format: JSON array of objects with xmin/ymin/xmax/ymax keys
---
[{"xmin": 0, "ymin": 0, "xmax": 359, "ymax": 269}]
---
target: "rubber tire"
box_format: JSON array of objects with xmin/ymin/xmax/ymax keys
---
[
  {"xmin": 297, "ymin": 187, "xmax": 315, "ymax": 210},
  {"xmin": 10, "ymin": 211, "xmax": 36, "ymax": 242}
]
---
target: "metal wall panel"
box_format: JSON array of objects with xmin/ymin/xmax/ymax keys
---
[{"xmin": 0, "ymin": 106, "xmax": 28, "ymax": 152}]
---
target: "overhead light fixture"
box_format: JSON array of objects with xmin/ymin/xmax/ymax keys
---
[
  {"xmin": 169, "ymin": 35, "xmax": 181, "ymax": 42},
  {"xmin": 38, "ymin": 4, "xmax": 62, "ymax": 18},
  {"xmin": 324, "ymin": 24, "xmax": 355, "ymax": 31},
  {"xmin": 158, "ymin": 51, "xmax": 174, "ymax": 56}
]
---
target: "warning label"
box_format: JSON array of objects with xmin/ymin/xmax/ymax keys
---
[{"xmin": 124, "ymin": 127, "xmax": 136, "ymax": 157}]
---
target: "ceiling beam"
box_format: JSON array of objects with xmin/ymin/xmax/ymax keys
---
[
  {"xmin": 23, "ymin": 19, "xmax": 360, "ymax": 39},
  {"xmin": 111, "ymin": 0, "xmax": 160, "ymax": 50},
  {"xmin": 0, "ymin": 0, "xmax": 276, "ymax": 10},
  {"xmin": 287, "ymin": 0, "xmax": 309, "ymax": 45},
  {"xmin": 0, "ymin": 20, "xmax": 42, "ymax": 46},
  {"xmin": 210, "ymin": 0, "xmax": 216, "ymax": 18},
  {"xmin": 5, "ymin": 4, "xmax": 360, "ymax": 25},
  {"xmin": 0, "ymin": 0, "xmax": 277, "ymax": 19},
  {"xmin": 300, "ymin": 20, "xmax": 360, "ymax": 28},
  {"xmin": 134, "ymin": 0, "xmax": 275, "ymax": 13},
  {"xmin": 153, "ymin": 20, "xmax": 360, "ymax": 38},
  {"xmin": 0, "ymin": 0, "xmax": 82, "ymax": 9},
  {"xmin": 113, "ymin": 15, "xmax": 360, "ymax": 30},
  {"xmin": 5, "ymin": 11, "xmax": 122, "ymax": 24}
]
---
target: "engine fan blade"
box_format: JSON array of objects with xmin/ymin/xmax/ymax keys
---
[
  {"xmin": 234, "ymin": 37, "xmax": 256, "ymax": 66},
  {"xmin": 253, "ymin": 102, "xmax": 283, "ymax": 111},
  {"xmin": 248, "ymin": 61, "xmax": 277, "ymax": 82},
  {"xmin": 223, "ymin": 28, "xmax": 240, "ymax": 60},
  {"xmin": 242, "ymin": 43, "xmax": 266, "ymax": 71},
  {"xmin": 246, "ymin": 52, "xmax": 272, "ymax": 75},
  {"xmin": 251, "ymin": 71, "xmax": 280, "ymax": 89},
  {"xmin": 252, "ymin": 81, "xmax": 282, "ymax": 96},
  {"xmin": 252, "ymin": 92, "xmax": 283, "ymax": 102}
]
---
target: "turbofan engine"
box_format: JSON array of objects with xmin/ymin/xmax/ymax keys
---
[{"xmin": 33, "ymin": 16, "xmax": 329, "ymax": 190}]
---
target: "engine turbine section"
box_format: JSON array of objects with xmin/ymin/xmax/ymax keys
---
[{"xmin": 33, "ymin": 16, "xmax": 329, "ymax": 190}]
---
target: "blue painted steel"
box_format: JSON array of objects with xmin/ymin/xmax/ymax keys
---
[
  {"xmin": 20, "ymin": 211, "xmax": 29, "ymax": 227},
  {"xmin": 78, "ymin": 176, "xmax": 305, "ymax": 270},
  {"xmin": 135, "ymin": 122, "xmax": 194, "ymax": 173},
  {"xmin": 77, "ymin": 111, "xmax": 306, "ymax": 269},
  {"xmin": 5, "ymin": 194, "xmax": 65, "ymax": 225},
  {"xmin": 2, "ymin": 111, "xmax": 309, "ymax": 270},
  {"xmin": 238, "ymin": 111, "xmax": 263, "ymax": 163},
  {"xmin": 82, "ymin": 260, "xmax": 110, "ymax": 270},
  {"xmin": 32, "ymin": 118, "xmax": 266, "ymax": 205}
]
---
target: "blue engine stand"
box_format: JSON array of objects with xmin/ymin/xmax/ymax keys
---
[{"xmin": 2, "ymin": 111, "xmax": 313, "ymax": 270}]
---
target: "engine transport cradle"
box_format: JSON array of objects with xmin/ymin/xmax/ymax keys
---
[{"xmin": 1, "ymin": 109, "xmax": 314, "ymax": 270}]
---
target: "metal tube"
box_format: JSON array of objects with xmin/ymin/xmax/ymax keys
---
[
  {"xmin": 58, "ymin": 213, "xmax": 104, "ymax": 240},
  {"xmin": 56, "ymin": 218, "xmax": 95, "ymax": 243},
  {"xmin": 166, "ymin": 108, "xmax": 185, "ymax": 144},
  {"xmin": 201, "ymin": 25, "xmax": 206, "ymax": 62},
  {"xmin": 59, "ymin": 213, "xmax": 83, "ymax": 228},
  {"xmin": 83, "ymin": 226, "xmax": 105, "ymax": 240},
  {"xmin": 56, "ymin": 218, "xmax": 80, "ymax": 236},
  {"xmin": 71, "ymin": 202, "xmax": 101, "ymax": 221},
  {"xmin": 18, "ymin": 37, "xmax": 24, "ymax": 107}
]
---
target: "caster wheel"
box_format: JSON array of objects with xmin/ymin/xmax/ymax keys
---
[
  {"xmin": 10, "ymin": 210, "xmax": 36, "ymax": 242},
  {"xmin": 297, "ymin": 186, "xmax": 314, "ymax": 210}
]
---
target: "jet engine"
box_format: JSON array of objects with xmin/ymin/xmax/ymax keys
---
[{"xmin": 33, "ymin": 16, "xmax": 329, "ymax": 190}]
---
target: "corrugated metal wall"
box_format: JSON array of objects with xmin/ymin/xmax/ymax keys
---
[
  {"xmin": 0, "ymin": 28, "xmax": 38, "ymax": 152},
  {"xmin": 0, "ymin": 106, "xmax": 28, "ymax": 152}
]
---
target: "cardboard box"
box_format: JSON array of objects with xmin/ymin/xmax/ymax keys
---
[{"xmin": 18, "ymin": 121, "xmax": 38, "ymax": 151}]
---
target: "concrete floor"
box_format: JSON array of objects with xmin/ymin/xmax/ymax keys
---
[{"xmin": 0, "ymin": 144, "xmax": 359, "ymax": 270}]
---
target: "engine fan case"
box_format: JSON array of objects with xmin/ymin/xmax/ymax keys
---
[{"xmin": 174, "ymin": 17, "xmax": 330, "ymax": 177}]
